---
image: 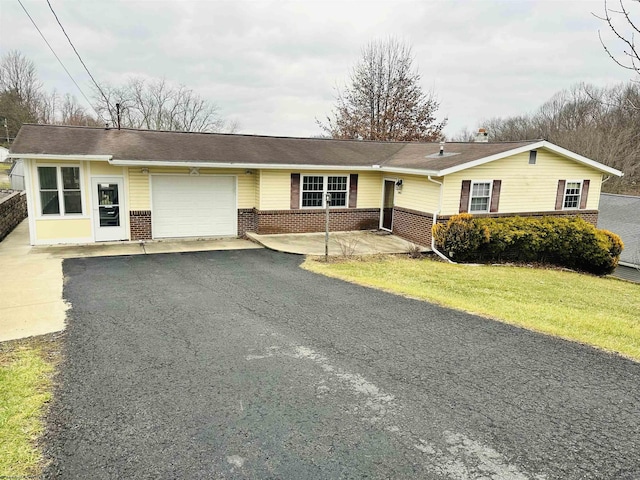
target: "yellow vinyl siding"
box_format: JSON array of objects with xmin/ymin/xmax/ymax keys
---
[
  {"xmin": 258, "ymin": 170, "xmax": 383, "ymax": 210},
  {"xmin": 90, "ymin": 162, "xmax": 124, "ymax": 176},
  {"xmin": 441, "ymin": 150, "xmax": 604, "ymax": 215},
  {"xmin": 355, "ymin": 171, "xmax": 383, "ymax": 208},
  {"xmin": 35, "ymin": 218, "xmax": 92, "ymax": 240},
  {"xmin": 393, "ymin": 174, "xmax": 441, "ymax": 212},
  {"xmin": 127, "ymin": 166, "xmax": 256, "ymax": 210},
  {"xmin": 128, "ymin": 168, "xmax": 150, "ymax": 210}
]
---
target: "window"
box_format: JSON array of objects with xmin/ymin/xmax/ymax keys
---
[
  {"xmin": 529, "ymin": 150, "xmax": 537, "ymax": 165},
  {"xmin": 38, "ymin": 166, "xmax": 82, "ymax": 215},
  {"xmin": 301, "ymin": 175, "xmax": 348, "ymax": 208},
  {"xmin": 563, "ymin": 181, "xmax": 581, "ymax": 209},
  {"xmin": 469, "ymin": 181, "xmax": 491, "ymax": 212}
]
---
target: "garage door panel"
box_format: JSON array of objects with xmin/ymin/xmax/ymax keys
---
[{"xmin": 152, "ymin": 176, "xmax": 237, "ymax": 238}]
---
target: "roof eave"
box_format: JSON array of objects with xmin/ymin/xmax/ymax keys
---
[{"xmin": 8, "ymin": 153, "xmax": 113, "ymax": 162}]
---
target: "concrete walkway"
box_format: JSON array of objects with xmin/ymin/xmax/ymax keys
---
[{"xmin": 246, "ymin": 230, "xmax": 424, "ymax": 256}]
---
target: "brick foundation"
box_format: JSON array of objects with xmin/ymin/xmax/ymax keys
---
[
  {"xmin": 238, "ymin": 208, "xmax": 256, "ymax": 237},
  {"xmin": 438, "ymin": 210, "xmax": 599, "ymax": 227},
  {"xmin": 0, "ymin": 191, "xmax": 27, "ymax": 242},
  {"xmin": 391, "ymin": 207, "xmax": 434, "ymax": 247},
  {"xmin": 255, "ymin": 208, "xmax": 380, "ymax": 234},
  {"xmin": 130, "ymin": 210, "xmax": 152, "ymax": 240}
]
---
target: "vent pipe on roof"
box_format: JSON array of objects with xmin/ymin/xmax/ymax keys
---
[
  {"xmin": 475, "ymin": 128, "xmax": 489, "ymax": 143},
  {"xmin": 439, "ymin": 141, "xmax": 445, "ymax": 156}
]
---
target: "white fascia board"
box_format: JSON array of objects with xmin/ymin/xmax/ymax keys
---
[
  {"xmin": 539, "ymin": 141, "xmax": 623, "ymax": 176},
  {"xmin": 619, "ymin": 261, "xmax": 639, "ymax": 268},
  {"xmin": 8, "ymin": 153, "xmax": 112, "ymax": 162},
  {"xmin": 110, "ymin": 159, "xmax": 440, "ymax": 176},
  {"xmin": 110, "ymin": 159, "xmax": 377, "ymax": 171},
  {"xmin": 436, "ymin": 142, "xmax": 546, "ymax": 176},
  {"xmin": 437, "ymin": 141, "xmax": 623, "ymax": 177}
]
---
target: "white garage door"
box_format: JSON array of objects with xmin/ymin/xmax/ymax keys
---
[{"xmin": 152, "ymin": 175, "xmax": 237, "ymax": 238}]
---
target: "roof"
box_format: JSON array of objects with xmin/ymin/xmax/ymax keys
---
[
  {"xmin": 9, "ymin": 124, "xmax": 622, "ymax": 176},
  {"xmin": 598, "ymin": 193, "xmax": 640, "ymax": 267}
]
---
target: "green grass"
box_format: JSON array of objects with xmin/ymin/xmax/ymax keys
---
[
  {"xmin": 0, "ymin": 162, "xmax": 11, "ymax": 188},
  {"xmin": 0, "ymin": 336, "xmax": 61, "ymax": 478},
  {"xmin": 303, "ymin": 255, "xmax": 640, "ymax": 361}
]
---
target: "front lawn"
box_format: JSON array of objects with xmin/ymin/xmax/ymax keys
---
[
  {"xmin": 0, "ymin": 335, "xmax": 61, "ymax": 477},
  {"xmin": 303, "ymin": 256, "xmax": 640, "ymax": 361}
]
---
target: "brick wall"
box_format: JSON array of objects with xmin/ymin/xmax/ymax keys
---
[
  {"xmin": 438, "ymin": 210, "xmax": 599, "ymax": 227},
  {"xmin": 255, "ymin": 208, "xmax": 380, "ymax": 234},
  {"xmin": 130, "ymin": 210, "xmax": 152, "ymax": 240},
  {"xmin": 238, "ymin": 208, "xmax": 256, "ymax": 237},
  {"xmin": 0, "ymin": 191, "xmax": 27, "ymax": 242},
  {"xmin": 391, "ymin": 207, "xmax": 433, "ymax": 247}
]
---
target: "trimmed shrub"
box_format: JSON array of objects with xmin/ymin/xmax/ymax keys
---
[{"xmin": 432, "ymin": 215, "xmax": 623, "ymax": 276}]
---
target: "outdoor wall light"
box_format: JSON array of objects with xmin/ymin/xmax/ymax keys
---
[
  {"xmin": 141, "ymin": 167, "xmax": 149, "ymax": 174},
  {"xmin": 395, "ymin": 179, "xmax": 403, "ymax": 191},
  {"xmin": 245, "ymin": 169, "xmax": 254, "ymax": 175}
]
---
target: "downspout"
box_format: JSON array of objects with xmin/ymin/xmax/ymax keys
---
[{"xmin": 428, "ymin": 175, "xmax": 455, "ymax": 264}]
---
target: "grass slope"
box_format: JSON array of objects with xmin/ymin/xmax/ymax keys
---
[
  {"xmin": 0, "ymin": 335, "xmax": 61, "ymax": 477},
  {"xmin": 304, "ymin": 256, "xmax": 640, "ymax": 361}
]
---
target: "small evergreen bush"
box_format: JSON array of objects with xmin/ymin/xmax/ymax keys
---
[{"xmin": 432, "ymin": 215, "xmax": 623, "ymax": 275}]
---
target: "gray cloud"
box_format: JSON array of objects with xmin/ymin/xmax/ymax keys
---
[{"xmin": 1, "ymin": 0, "xmax": 634, "ymax": 137}]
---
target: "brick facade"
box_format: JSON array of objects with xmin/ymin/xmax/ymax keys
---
[
  {"xmin": 238, "ymin": 208, "xmax": 256, "ymax": 237},
  {"xmin": 130, "ymin": 210, "xmax": 152, "ymax": 240},
  {"xmin": 438, "ymin": 210, "xmax": 599, "ymax": 227},
  {"xmin": 254, "ymin": 208, "xmax": 380, "ymax": 234},
  {"xmin": 0, "ymin": 191, "xmax": 27, "ymax": 242},
  {"xmin": 391, "ymin": 207, "xmax": 434, "ymax": 247}
]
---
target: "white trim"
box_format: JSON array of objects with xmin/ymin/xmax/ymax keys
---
[
  {"xmin": 91, "ymin": 176, "xmax": 128, "ymax": 242},
  {"xmin": 299, "ymin": 174, "xmax": 349, "ymax": 209},
  {"xmin": 468, "ymin": 180, "xmax": 493, "ymax": 213},
  {"xmin": 562, "ymin": 179, "xmax": 583, "ymax": 210},
  {"xmin": 34, "ymin": 163, "xmax": 86, "ymax": 218},
  {"xmin": 619, "ymin": 261, "xmax": 640, "ymax": 269},
  {"xmin": 23, "ymin": 158, "xmax": 37, "ymax": 246},
  {"xmin": 9, "ymin": 153, "xmax": 112, "ymax": 161},
  {"xmin": 380, "ymin": 177, "xmax": 396, "ymax": 232},
  {"xmin": 437, "ymin": 141, "xmax": 623, "ymax": 177}
]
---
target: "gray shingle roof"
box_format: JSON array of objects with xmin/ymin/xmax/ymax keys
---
[
  {"xmin": 10, "ymin": 124, "xmax": 538, "ymax": 171},
  {"xmin": 598, "ymin": 193, "xmax": 640, "ymax": 266}
]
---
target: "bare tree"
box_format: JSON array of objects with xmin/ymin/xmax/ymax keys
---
[
  {"xmin": 483, "ymin": 82, "xmax": 640, "ymax": 194},
  {"xmin": 94, "ymin": 77, "xmax": 235, "ymax": 133},
  {"xmin": 319, "ymin": 38, "xmax": 446, "ymax": 141},
  {"xmin": 595, "ymin": 0, "xmax": 640, "ymax": 83}
]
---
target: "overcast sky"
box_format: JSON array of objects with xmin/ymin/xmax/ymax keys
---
[{"xmin": 0, "ymin": 0, "xmax": 636, "ymax": 138}]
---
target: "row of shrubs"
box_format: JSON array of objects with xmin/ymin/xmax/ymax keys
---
[{"xmin": 432, "ymin": 214, "xmax": 623, "ymax": 276}]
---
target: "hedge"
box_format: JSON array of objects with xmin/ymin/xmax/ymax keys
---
[{"xmin": 432, "ymin": 214, "xmax": 623, "ymax": 276}]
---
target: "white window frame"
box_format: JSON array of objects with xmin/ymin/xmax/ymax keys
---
[
  {"xmin": 563, "ymin": 180, "xmax": 582, "ymax": 210},
  {"xmin": 36, "ymin": 164, "xmax": 85, "ymax": 217},
  {"xmin": 468, "ymin": 180, "xmax": 493, "ymax": 213},
  {"xmin": 300, "ymin": 174, "xmax": 349, "ymax": 209}
]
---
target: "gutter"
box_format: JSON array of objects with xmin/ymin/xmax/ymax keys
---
[{"xmin": 427, "ymin": 175, "xmax": 455, "ymax": 264}]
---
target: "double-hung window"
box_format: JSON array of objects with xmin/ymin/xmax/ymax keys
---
[
  {"xmin": 301, "ymin": 175, "xmax": 348, "ymax": 208},
  {"xmin": 38, "ymin": 166, "xmax": 83, "ymax": 216},
  {"xmin": 563, "ymin": 181, "xmax": 582, "ymax": 209},
  {"xmin": 469, "ymin": 181, "xmax": 492, "ymax": 213}
]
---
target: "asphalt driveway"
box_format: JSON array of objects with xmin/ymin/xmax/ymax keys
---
[{"xmin": 45, "ymin": 249, "xmax": 640, "ymax": 479}]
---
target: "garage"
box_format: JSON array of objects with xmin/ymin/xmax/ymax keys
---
[{"xmin": 151, "ymin": 175, "xmax": 237, "ymax": 238}]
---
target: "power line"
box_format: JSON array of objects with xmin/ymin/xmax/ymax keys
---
[
  {"xmin": 16, "ymin": 0, "xmax": 104, "ymax": 120},
  {"xmin": 45, "ymin": 0, "xmax": 113, "ymax": 117}
]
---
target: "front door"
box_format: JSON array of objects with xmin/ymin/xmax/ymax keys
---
[
  {"xmin": 92, "ymin": 177, "xmax": 127, "ymax": 242},
  {"xmin": 381, "ymin": 179, "xmax": 395, "ymax": 231}
]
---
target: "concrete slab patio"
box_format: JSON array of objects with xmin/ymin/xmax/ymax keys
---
[{"xmin": 246, "ymin": 230, "xmax": 426, "ymax": 256}]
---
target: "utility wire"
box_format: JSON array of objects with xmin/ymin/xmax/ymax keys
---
[
  {"xmin": 45, "ymin": 0, "xmax": 113, "ymax": 117},
  {"xmin": 16, "ymin": 0, "xmax": 104, "ymax": 120}
]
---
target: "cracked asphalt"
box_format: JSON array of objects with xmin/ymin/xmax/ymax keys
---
[{"xmin": 44, "ymin": 249, "xmax": 640, "ymax": 479}]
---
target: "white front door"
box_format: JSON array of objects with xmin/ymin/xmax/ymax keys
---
[{"xmin": 92, "ymin": 177, "xmax": 127, "ymax": 242}]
